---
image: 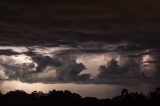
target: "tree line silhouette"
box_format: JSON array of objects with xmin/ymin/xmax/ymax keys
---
[{"xmin": 0, "ymin": 87, "xmax": 160, "ymax": 106}]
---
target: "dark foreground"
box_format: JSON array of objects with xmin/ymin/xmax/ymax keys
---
[{"xmin": 0, "ymin": 87, "xmax": 160, "ymax": 106}]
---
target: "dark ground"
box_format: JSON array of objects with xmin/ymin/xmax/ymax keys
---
[{"xmin": 0, "ymin": 87, "xmax": 160, "ymax": 106}]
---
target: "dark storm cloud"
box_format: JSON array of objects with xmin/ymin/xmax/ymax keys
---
[
  {"xmin": 96, "ymin": 58, "xmax": 148, "ymax": 84},
  {"xmin": 124, "ymin": 49, "xmax": 160, "ymax": 58},
  {"xmin": 149, "ymin": 52, "xmax": 160, "ymax": 82},
  {"xmin": 0, "ymin": 0, "xmax": 160, "ymax": 49},
  {"xmin": 54, "ymin": 54, "xmax": 90, "ymax": 82},
  {"xmin": 24, "ymin": 50, "xmax": 61, "ymax": 72},
  {"xmin": 0, "ymin": 49, "xmax": 21, "ymax": 56}
]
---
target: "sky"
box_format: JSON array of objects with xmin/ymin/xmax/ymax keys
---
[{"xmin": 0, "ymin": 0, "xmax": 160, "ymax": 98}]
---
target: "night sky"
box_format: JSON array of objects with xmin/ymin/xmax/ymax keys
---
[{"xmin": 0, "ymin": 0, "xmax": 160, "ymax": 98}]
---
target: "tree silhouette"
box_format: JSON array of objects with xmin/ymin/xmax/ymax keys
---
[{"xmin": 0, "ymin": 87, "xmax": 160, "ymax": 106}]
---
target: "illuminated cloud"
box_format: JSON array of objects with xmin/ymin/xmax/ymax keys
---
[{"xmin": 0, "ymin": 45, "xmax": 158, "ymax": 85}]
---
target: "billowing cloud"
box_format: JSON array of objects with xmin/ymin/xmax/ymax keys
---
[
  {"xmin": 0, "ymin": 45, "xmax": 159, "ymax": 85},
  {"xmin": 55, "ymin": 54, "xmax": 90, "ymax": 82},
  {"xmin": 96, "ymin": 57, "xmax": 148, "ymax": 84},
  {"xmin": 0, "ymin": 47, "xmax": 91, "ymax": 83},
  {"xmin": 24, "ymin": 50, "xmax": 61, "ymax": 72},
  {"xmin": 95, "ymin": 52, "xmax": 160, "ymax": 85}
]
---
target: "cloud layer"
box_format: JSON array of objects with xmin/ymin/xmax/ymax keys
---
[
  {"xmin": 0, "ymin": 0, "xmax": 160, "ymax": 49},
  {"xmin": 0, "ymin": 0, "xmax": 160, "ymax": 86},
  {"xmin": 0, "ymin": 46, "xmax": 159, "ymax": 85}
]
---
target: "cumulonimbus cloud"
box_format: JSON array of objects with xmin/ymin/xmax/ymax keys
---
[{"xmin": 0, "ymin": 45, "xmax": 159, "ymax": 85}]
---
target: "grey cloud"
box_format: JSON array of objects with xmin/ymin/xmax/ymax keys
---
[
  {"xmin": 0, "ymin": 49, "xmax": 21, "ymax": 56},
  {"xmin": 150, "ymin": 52, "xmax": 160, "ymax": 82},
  {"xmin": 0, "ymin": 49, "xmax": 91, "ymax": 83},
  {"xmin": 96, "ymin": 58, "xmax": 147, "ymax": 84},
  {"xmin": 24, "ymin": 50, "xmax": 61, "ymax": 72},
  {"xmin": 0, "ymin": 59, "xmax": 34, "ymax": 82},
  {"xmin": 25, "ymin": 50, "xmax": 91, "ymax": 82},
  {"xmin": 0, "ymin": 45, "xmax": 159, "ymax": 85},
  {"xmin": 31, "ymin": 55, "xmax": 61, "ymax": 73},
  {"xmin": 124, "ymin": 49, "xmax": 160, "ymax": 58},
  {"xmin": 55, "ymin": 55, "xmax": 90, "ymax": 82}
]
